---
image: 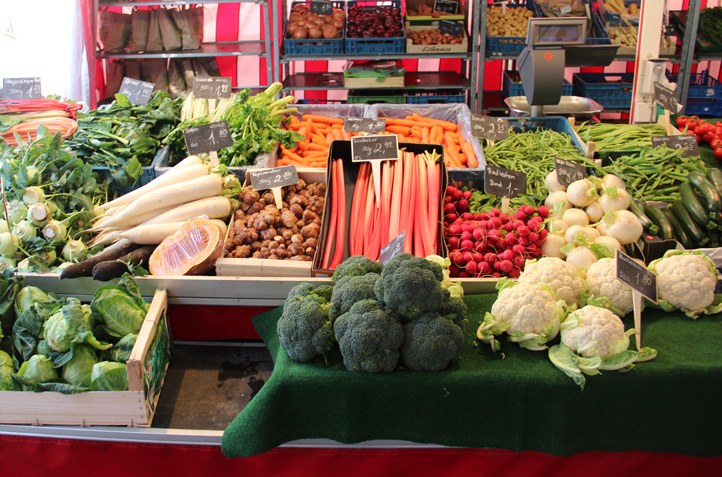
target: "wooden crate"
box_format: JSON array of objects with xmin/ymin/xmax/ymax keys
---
[
  {"xmin": 343, "ymin": 74, "xmax": 405, "ymax": 89},
  {"xmin": 0, "ymin": 289, "xmax": 171, "ymax": 427},
  {"xmin": 215, "ymin": 168, "xmax": 327, "ymax": 277},
  {"xmin": 405, "ymin": 25, "xmax": 468, "ymax": 54}
]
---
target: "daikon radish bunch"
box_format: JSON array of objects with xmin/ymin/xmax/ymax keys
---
[{"xmin": 90, "ymin": 155, "xmax": 238, "ymax": 246}]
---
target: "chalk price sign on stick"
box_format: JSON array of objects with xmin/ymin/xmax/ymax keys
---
[
  {"xmin": 651, "ymin": 135, "xmax": 699, "ymax": 158},
  {"xmin": 2, "ymin": 77, "xmax": 42, "ymax": 99},
  {"xmin": 193, "ymin": 77, "xmax": 232, "ymax": 99},
  {"xmin": 653, "ymin": 82, "xmax": 683, "ymax": 114},
  {"xmin": 380, "ymin": 232, "xmax": 405, "ymax": 264},
  {"xmin": 351, "ymin": 134, "xmax": 399, "ymax": 207},
  {"xmin": 343, "ymin": 118, "xmax": 386, "ymax": 134},
  {"xmin": 434, "ymin": 0, "xmax": 460, "ymax": 15},
  {"xmin": 616, "ymin": 250, "xmax": 657, "ymax": 349},
  {"xmin": 484, "ymin": 165, "xmax": 526, "ymax": 198},
  {"xmin": 184, "ymin": 121, "xmax": 234, "ymax": 156},
  {"xmin": 554, "ymin": 158, "xmax": 587, "ymax": 187},
  {"xmin": 470, "ymin": 114, "xmax": 509, "ymax": 141},
  {"xmin": 250, "ymin": 165, "xmax": 299, "ymax": 209},
  {"xmin": 119, "ymin": 77, "xmax": 155, "ymax": 106}
]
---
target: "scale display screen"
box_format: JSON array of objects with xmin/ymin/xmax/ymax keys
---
[{"xmin": 526, "ymin": 17, "xmax": 587, "ymax": 46}]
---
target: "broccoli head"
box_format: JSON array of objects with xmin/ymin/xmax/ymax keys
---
[
  {"xmin": 334, "ymin": 299, "xmax": 403, "ymax": 373},
  {"xmin": 330, "ymin": 272, "xmax": 380, "ymax": 319},
  {"xmin": 374, "ymin": 253, "xmax": 446, "ymax": 320},
  {"xmin": 277, "ymin": 283, "xmax": 335, "ymax": 363},
  {"xmin": 401, "ymin": 313, "xmax": 464, "ymax": 371},
  {"xmin": 333, "ymin": 255, "xmax": 383, "ymax": 282},
  {"xmin": 439, "ymin": 292, "xmax": 468, "ymax": 329}
]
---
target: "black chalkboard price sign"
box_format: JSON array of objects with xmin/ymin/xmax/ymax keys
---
[
  {"xmin": 343, "ymin": 118, "xmax": 386, "ymax": 134},
  {"xmin": 119, "ymin": 77, "xmax": 155, "ymax": 106},
  {"xmin": 651, "ymin": 135, "xmax": 699, "ymax": 158},
  {"xmin": 554, "ymin": 157, "xmax": 587, "ymax": 187},
  {"xmin": 439, "ymin": 20, "xmax": 464, "ymax": 36},
  {"xmin": 470, "ymin": 114, "xmax": 509, "ymax": 141},
  {"xmin": 351, "ymin": 135, "xmax": 399, "ymax": 162},
  {"xmin": 484, "ymin": 165, "xmax": 527, "ymax": 198},
  {"xmin": 193, "ymin": 77, "xmax": 232, "ymax": 99},
  {"xmin": 184, "ymin": 121, "xmax": 234, "ymax": 155},
  {"xmin": 616, "ymin": 250, "xmax": 658, "ymax": 303},
  {"xmin": 380, "ymin": 232, "xmax": 405, "ymax": 264},
  {"xmin": 433, "ymin": 0, "xmax": 460, "ymax": 15},
  {"xmin": 310, "ymin": 0, "xmax": 333, "ymax": 15},
  {"xmin": 653, "ymin": 82, "xmax": 683, "ymax": 113},
  {"xmin": 250, "ymin": 165, "xmax": 299, "ymax": 191},
  {"xmin": 2, "ymin": 77, "xmax": 41, "ymax": 99}
]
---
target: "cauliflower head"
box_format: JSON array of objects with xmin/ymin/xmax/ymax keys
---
[
  {"xmin": 519, "ymin": 257, "xmax": 586, "ymax": 306},
  {"xmin": 585, "ymin": 258, "xmax": 633, "ymax": 316},
  {"xmin": 561, "ymin": 305, "xmax": 631, "ymax": 358},
  {"xmin": 648, "ymin": 250, "xmax": 722, "ymax": 318},
  {"xmin": 477, "ymin": 281, "xmax": 565, "ymax": 351}
]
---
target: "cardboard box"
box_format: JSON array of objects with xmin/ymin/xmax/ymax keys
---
[
  {"xmin": 215, "ymin": 168, "xmax": 327, "ymax": 277},
  {"xmin": 343, "ymin": 74, "xmax": 405, "ymax": 89},
  {"xmin": 405, "ymin": 24, "xmax": 468, "ymax": 54},
  {"xmin": 0, "ymin": 289, "xmax": 171, "ymax": 427}
]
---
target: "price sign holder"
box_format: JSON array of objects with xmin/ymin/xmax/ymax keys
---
[
  {"xmin": 193, "ymin": 76, "xmax": 232, "ymax": 99},
  {"xmin": 439, "ymin": 20, "xmax": 464, "ymax": 36},
  {"xmin": 119, "ymin": 77, "xmax": 155, "ymax": 106},
  {"xmin": 651, "ymin": 135, "xmax": 699, "ymax": 158},
  {"xmin": 616, "ymin": 250, "xmax": 658, "ymax": 349},
  {"xmin": 654, "ymin": 82, "xmax": 683, "ymax": 114},
  {"xmin": 250, "ymin": 165, "xmax": 299, "ymax": 209},
  {"xmin": 484, "ymin": 165, "xmax": 526, "ymax": 213},
  {"xmin": 470, "ymin": 114, "xmax": 509, "ymax": 141},
  {"xmin": 380, "ymin": 232, "xmax": 405, "ymax": 264},
  {"xmin": 343, "ymin": 118, "xmax": 386, "ymax": 134},
  {"xmin": 554, "ymin": 158, "xmax": 587, "ymax": 187},
  {"xmin": 310, "ymin": 0, "xmax": 333, "ymax": 15},
  {"xmin": 183, "ymin": 120, "xmax": 233, "ymax": 164},
  {"xmin": 351, "ymin": 134, "xmax": 399, "ymax": 206},
  {"xmin": 433, "ymin": 0, "xmax": 460, "ymax": 15},
  {"xmin": 2, "ymin": 77, "xmax": 41, "ymax": 99}
]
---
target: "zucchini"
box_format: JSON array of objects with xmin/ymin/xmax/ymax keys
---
[
  {"xmin": 664, "ymin": 207, "xmax": 693, "ymax": 248},
  {"xmin": 706, "ymin": 168, "xmax": 722, "ymax": 198},
  {"xmin": 688, "ymin": 171, "xmax": 722, "ymax": 219},
  {"xmin": 644, "ymin": 204, "xmax": 674, "ymax": 240},
  {"xmin": 671, "ymin": 200, "xmax": 710, "ymax": 246},
  {"xmin": 628, "ymin": 198, "xmax": 659, "ymax": 235},
  {"xmin": 679, "ymin": 182, "xmax": 716, "ymax": 230}
]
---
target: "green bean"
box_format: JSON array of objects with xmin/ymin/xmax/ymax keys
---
[{"xmin": 576, "ymin": 123, "xmax": 667, "ymax": 152}]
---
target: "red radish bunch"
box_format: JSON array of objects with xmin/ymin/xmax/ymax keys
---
[{"xmin": 443, "ymin": 186, "xmax": 549, "ymax": 278}]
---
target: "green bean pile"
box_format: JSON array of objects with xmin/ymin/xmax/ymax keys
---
[
  {"xmin": 604, "ymin": 147, "xmax": 707, "ymax": 202},
  {"xmin": 483, "ymin": 129, "xmax": 601, "ymax": 202},
  {"xmin": 576, "ymin": 123, "xmax": 667, "ymax": 152}
]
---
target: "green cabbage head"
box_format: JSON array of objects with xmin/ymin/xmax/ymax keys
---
[{"xmin": 90, "ymin": 361, "xmax": 128, "ymax": 391}]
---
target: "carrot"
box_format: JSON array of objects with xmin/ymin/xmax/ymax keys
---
[
  {"xmin": 460, "ymin": 140, "xmax": 478, "ymax": 168},
  {"xmin": 421, "ymin": 127, "xmax": 430, "ymax": 143},
  {"xmin": 430, "ymin": 126, "xmax": 444, "ymax": 144},
  {"xmin": 331, "ymin": 128, "xmax": 343, "ymax": 141},
  {"xmin": 311, "ymin": 133, "xmax": 327, "ymax": 144},
  {"xmin": 306, "ymin": 143, "xmax": 327, "ymax": 152},
  {"xmin": 386, "ymin": 125, "xmax": 411, "ymax": 135},
  {"xmin": 411, "ymin": 114, "xmax": 458, "ymax": 132},
  {"xmin": 385, "ymin": 118, "xmax": 437, "ymax": 129},
  {"xmin": 282, "ymin": 149, "xmax": 307, "ymax": 164},
  {"xmin": 301, "ymin": 114, "xmax": 344, "ymax": 125}
]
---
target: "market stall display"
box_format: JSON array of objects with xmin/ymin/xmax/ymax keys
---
[{"xmin": 0, "ymin": 98, "xmax": 81, "ymax": 146}]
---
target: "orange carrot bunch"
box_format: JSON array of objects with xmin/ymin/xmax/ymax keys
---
[{"xmin": 280, "ymin": 114, "xmax": 354, "ymax": 168}]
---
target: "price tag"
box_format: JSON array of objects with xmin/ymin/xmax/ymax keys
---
[
  {"xmin": 380, "ymin": 232, "xmax": 405, "ymax": 264},
  {"xmin": 184, "ymin": 121, "xmax": 234, "ymax": 156},
  {"xmin": 119, "ymin": 77, "xmax": 154, "ymax": 106},
  {"xmin": 310, "ymin": 0, "xmax": 333, "ymax": 15},
  {"xmin": 351, "ymin": 135, "xmax": 399, "ymax": 162},
  {"xmin": 484, "ymin": 165, "xmax": 527, "ymax": 198},
  {"xmin": 439, "ymin": 20, "xmax": 464, "ymax": 36},
  {"xmin": 343, "ymin": 118, "xmax": 386, "ymax": 134},
  {"xmin": 554, "ymin": 158, "xmax": 587, "ymax": 187},
  {"xmin": 651, "ymin": 135, "xmax": 699, "ymax": 158},
  {"xmin": 193, "ymin": 76, "xmax": 232, "ymax": 99},
  {"xmin": 250, "ymin": 165, "xmax": 299, "ymax": 191},
  {"xmin": 2, "ymin": 77, "xmax": 41, "ymax": 99},
  {"xmin": 616, "ymin": 250, "xmax": 657, "ymax": 303},
  {"xmin": 470, "ymin": 114, "xmax": 509, "ymax": 141},
  {"xmin": 654, "ymin": 82, "xmax": 683, "ymax": 113},
  {"xmin": 433, "ymin": 0, "xmax": 460, "ymax": 15}
]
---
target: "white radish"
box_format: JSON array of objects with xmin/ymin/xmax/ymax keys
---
[
  {"xmin": 95, "ymin": 161, "xmax": 208, "ymax": 211},
  {"xmin": 141, "ymin": 196, "xmax": 231, "ymax": 226},
  {"xmin": 89, "ymin": 204, "xmax": 177, "ymax": 233},
  {"xmin": 548, "ymin": 218, "xmax": 569, "ymax": 235},
  {"xmin": 566, "ymin": 179, "xmax": 597, "ymax": 207},
  {"xmin": 544, "ymin": 170, "xmax": 566, "ymax": 192},
  {"xmin": 90, "ymin": 230, "xmax": 125, "ymax": 247},
  {"xmin": 545, "ymin": 191, "xmax": 570, "ymax": 215},
  {"xmin": 99, "ymin": 174, "xmax": 224, "ymax": 230},
  {"xmin": 541, "ymin": 234, "xmax": 567, "ymax": 258},
  {"xmin": 121, "ymin": 218, "xmax": 228, "ymax": 245},
  {"xmin": 602, "ymin": 174, "xmax": 626, "ymax": 191},
  {"xmin": 562, "ymin": 208, "xmax": 590, "ymax": 226},
  {"xmin": 600, "ymin": 186, "xmax": 631, "ymax": 213},
  {"xmin": 585, "ymin": 201, "xmax": 604, "ymax": 223},
  {"xmin": 600, "ymin": 210, "xmax": 643, "ymax": 245}
]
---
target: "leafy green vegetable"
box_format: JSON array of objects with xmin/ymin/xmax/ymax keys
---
[
  {"xmin": 62, "ymin": 345, "xmax": 98, "ymax": 388},
  {"xmin": 42, "ymin": 298, "xmax": 111, "ymax": 365},
  {"xmin": 0, "ymin": 350, "xmax": 16, "ymax": 390},
  {"xmin": 0, "ymin": 269, "xmax": 22, "ymax": 339},
  {"xmin": 700, "ymin": 7, "xmax": 722, "ymax": 47},
  {"xmin": 12, "ymin": 286, "xmax": 60, "ymax": 364},
  {"xmin": 14, "ymin": 354, "xmax": 58, "ymax": 390},
  {"xmin": 90, "ymin": 361, "xmax": 128, "ymax": 391},
  {"xmin": 91, "ymin": 273, "xmax": 148, "ymax": 338},
  {"xmin": 108, "ymin": 333, "xmax": 137, "ymax": 363}
]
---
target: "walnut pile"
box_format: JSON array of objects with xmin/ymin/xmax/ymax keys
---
[{"xmin": 224, "ymin": 179, "xmax": 326, "ymax": 261}]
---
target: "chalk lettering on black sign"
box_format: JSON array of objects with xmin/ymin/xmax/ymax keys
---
[
  {"xmin": 351, "ymin": 135, "xmax": 399, "ymax": 162},
  {"xmin": 439, "ymin": 20, "xmax": 464, "ymax": 36},
  {"xmin": 250, "ymin": 165, "xmax": 300, "ymax": 191},
  {"xmin": 616, "ymin": 250, "xmax": 658, "ymax": 303},
  {"xmin": 310, "ymin": 0, "xmax": 333, "ymax": 15},
  {"xmin": 651, "ymin": 135, "xmax": 699, "ymax": 158},
  {"xmin": 193, "ymin": 77, "xmax": 232, "ymax": 99},
  {"xmin": 343, "ymin": 118, "xmax": 386, "ymax": 134},
  {"xmin": 119, "ymin": 77, "xmax": 155, "ymax": 106},
  {"xmin": 433, "ymin": 0, "xmax": 460, "ymax": 15},
  {"xmin": 184, "ymin": 120, "xmax": 234, "ymax": 155},
  {"xmin": 484, "ymin": 165, "xmax": 527, "ymax": 198},
  {"xmin": 380, "ymin": 232, "xmax": 406, "ymax": 264},
  {"xmin": 2, "ymin": 77, "xmax": 41, "ymax": 99},
  {"xmin": 554, "ymin": 157, "xmax": 588, "ymax": 187},
  {"xmin": 653, "ymin": 82, "xmax": 683, "ymax": 113},
  {"xmin": 470, "ymin": 114, "xmax": 509, "ymax": 141}
]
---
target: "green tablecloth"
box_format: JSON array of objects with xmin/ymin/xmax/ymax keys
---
[{"xmin": 221, "ymin": 294, "xmax": 722, "ymax": 458}]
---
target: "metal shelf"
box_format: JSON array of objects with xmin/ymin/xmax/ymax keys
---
[
  {"xmin": 99, "ymin": 0, "xmax": 265, "ymax": 6},
  {"xmin": 280, "ymin": 52, "xmax": 472, "ymax": 63},
  {"xmin": 282, "ymin": 72, "xmax": 470, "ymax": 92},
  {"xmin": 98, "ymin": 41, "xmax": 268, "ymax": 60}
]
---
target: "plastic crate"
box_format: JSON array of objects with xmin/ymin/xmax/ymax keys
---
[
  {"xmin": 502, "ymin": 70, "xmax": 572, "ymax": 98},
  {"xmin": 345, "ymin": 0, "xmax": 406, "ymax": 54},
  {"xmin": 405, "ymin": 90, "xmax": 466, "ymax": 104},
  {"xmin": 506, "ymin": 116, "xmax": 586, "ymax": 153},
  {"xmin": 283, "ymin": 1, "xmax": 345, "ymax": 56},
  {"xmin": 586, "ymin": 9, "xmax": 611, "ymax": 45},
  {"xmin": 683, "ymin": 99, "xmax": 722, "ymax": 117},
  {"xmin": 572, "ymin": 73, "xmax": 634, "ymax": 109},
  {"xmin": 600, "ymin": 0, "xmax": 640, "ymax": 27},
  {"xmin": 347, "ymin": 90, "xmax": 406, "ymax": 103},
  {"xmin": 665, "ymin": 70, "xmax": 722, "ymax": 100},
  {"xmin": 486, "ymin": 1, "xmax": 540, "ymax": 56}
]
